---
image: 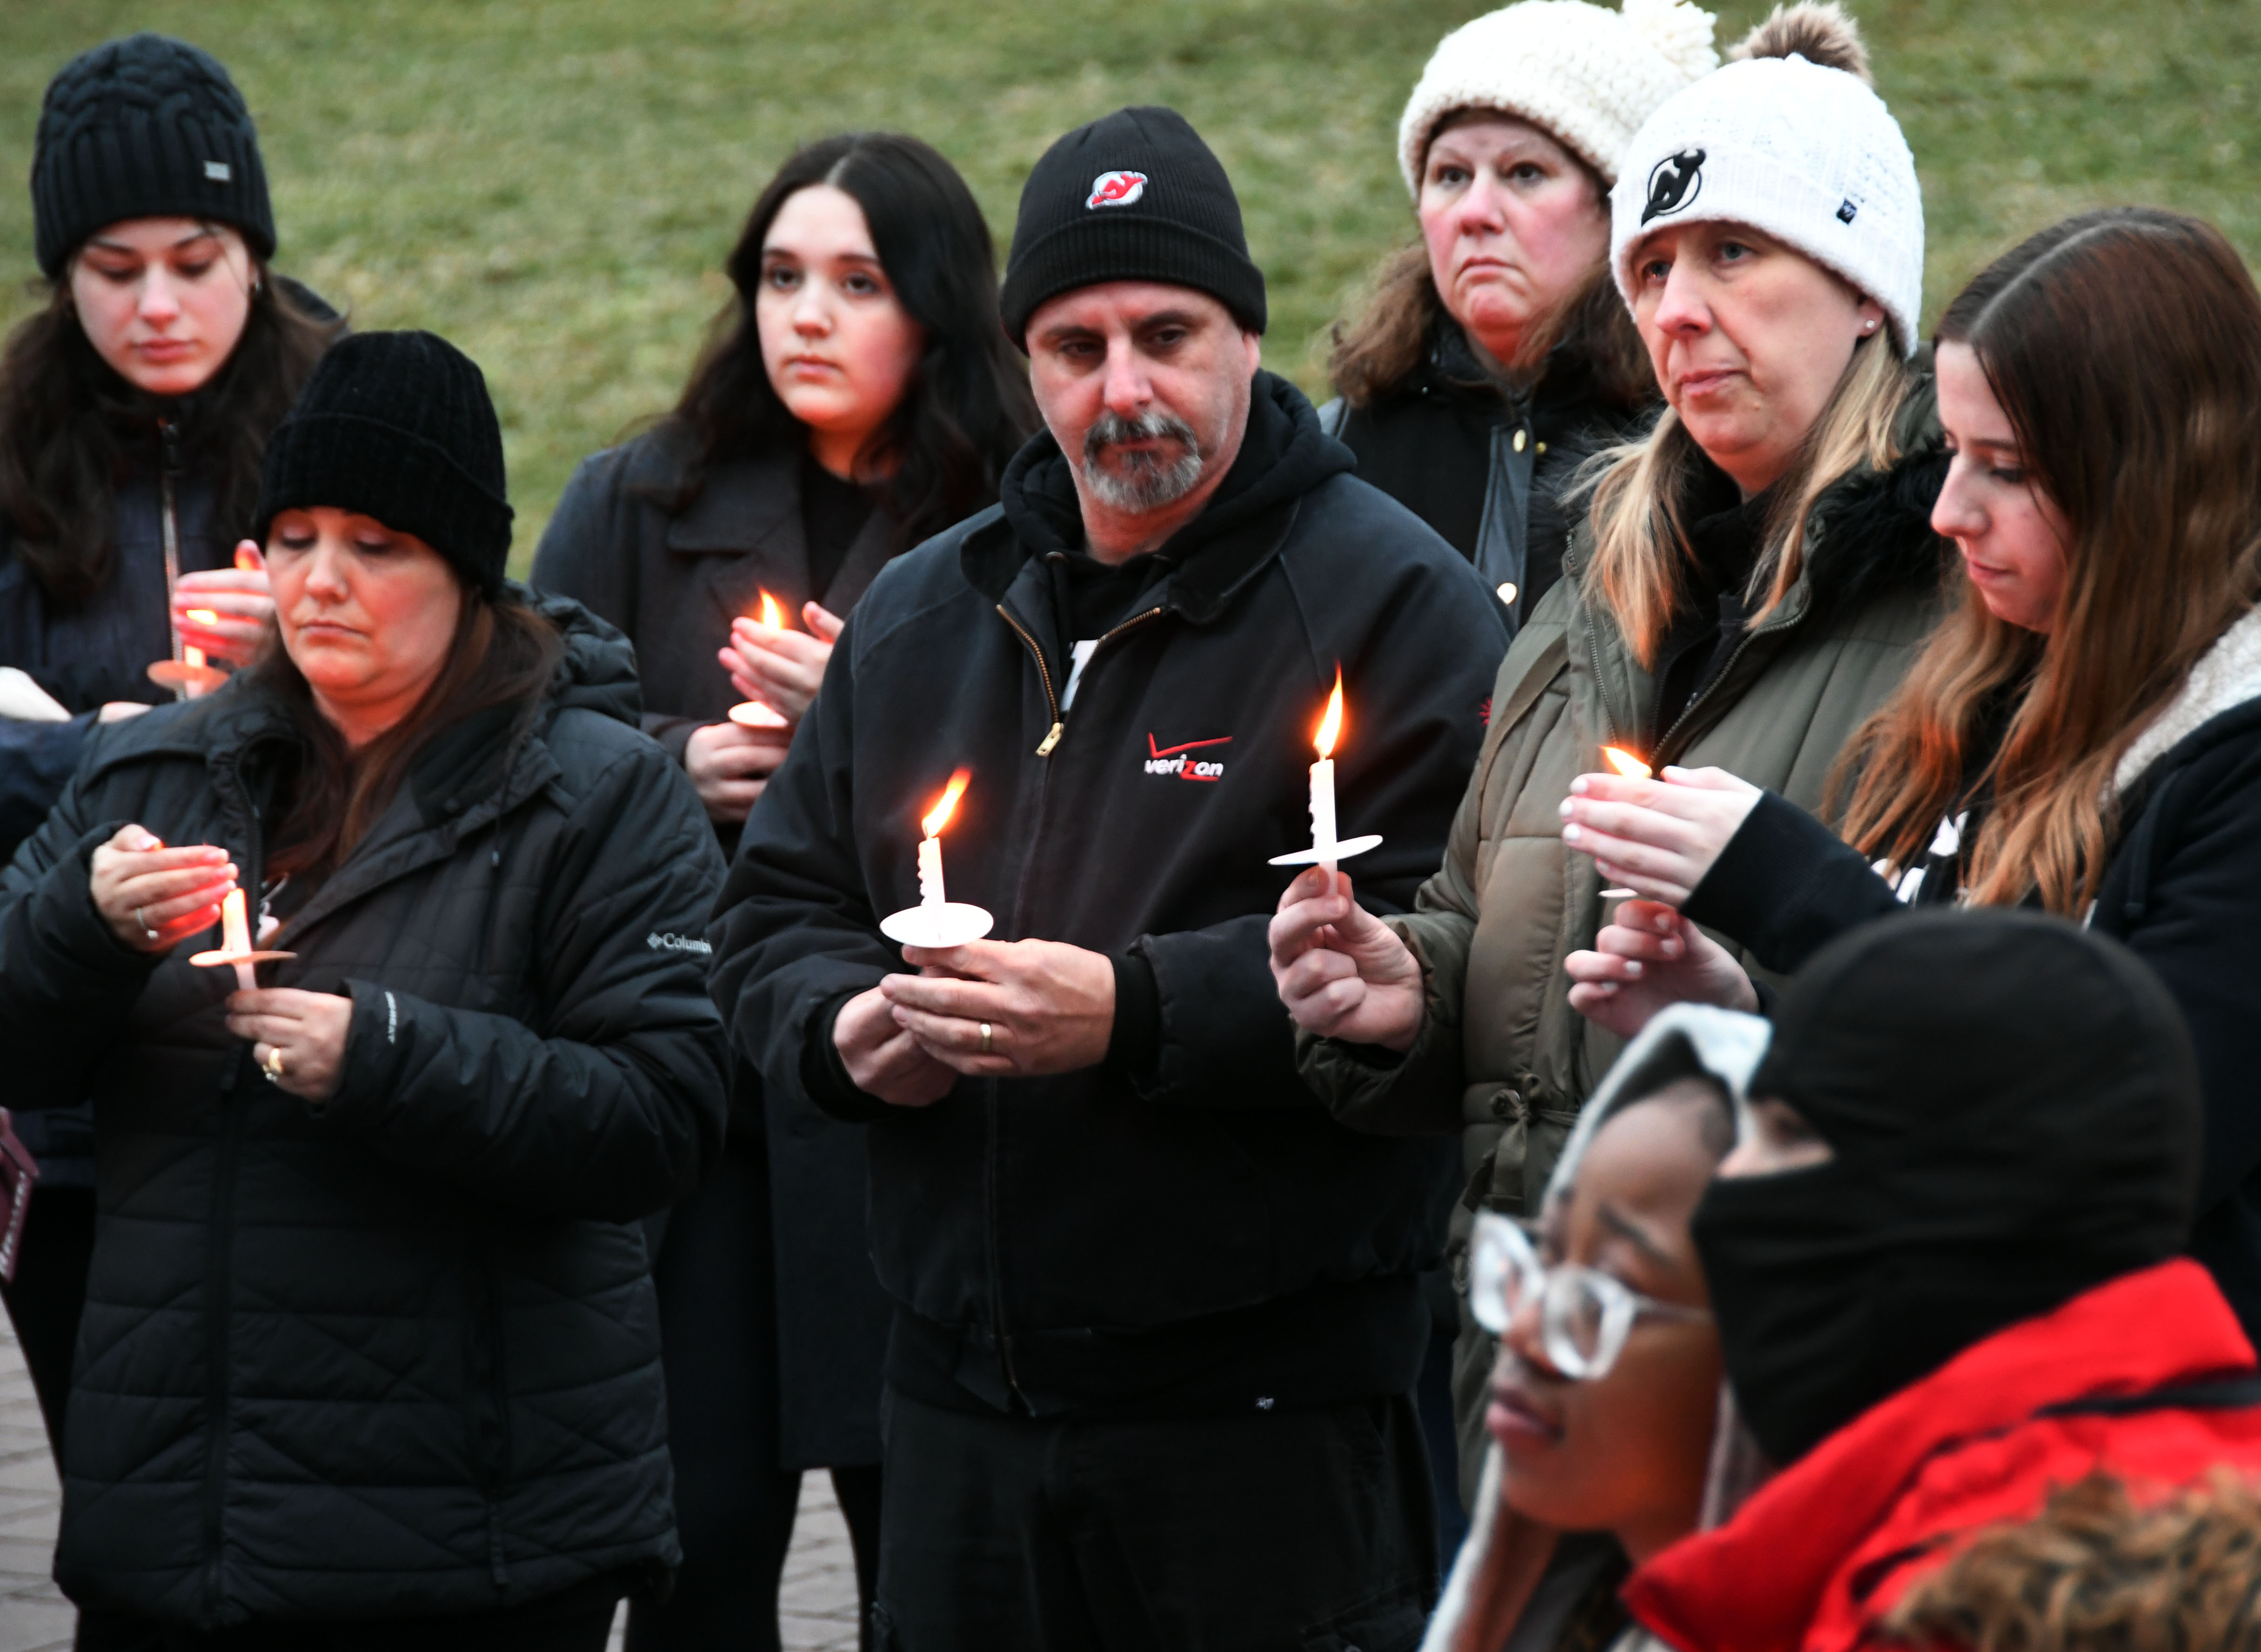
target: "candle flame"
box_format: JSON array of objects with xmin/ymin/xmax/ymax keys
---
[
  {"xmin": 1601, "ymin": 746, "xmax": 1652, "ymax": 779},
  {"xmin": 921, "ymin": 768, "xmax": 971, "ymax": 839},
  {"xmin": 758, "ymin": 590, "xmax": 784, "ymax": 629},
  {"xmin": 187, "ymin": 608, "xmax": 220, "ymax": 626},
  {"xmin": 1313, "ymin": 669, "xmax": 1345, "ymax": 759}
]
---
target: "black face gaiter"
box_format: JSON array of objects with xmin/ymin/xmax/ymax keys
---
[{"xmin": 1692, "ymin": 909, "xmax": 2202, "ymax": 1467}]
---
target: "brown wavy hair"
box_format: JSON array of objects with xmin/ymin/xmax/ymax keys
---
[
  {"xmin": 0, "ymin": 247, "xmax": 337, "ymax": 604},
  {"xmin": 1832, "ymin": 208, "xmax": 2261, "ymax": 914},
  {"xmin": 1883, "ymin": 1471, "xmax": 2261, "ymax": 1652}
]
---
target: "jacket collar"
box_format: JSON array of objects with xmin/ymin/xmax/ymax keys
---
[
  {"xmin": 964, "ymin": 371, "xmax": 1351, "ymax": 630},
  {"xmin": 2114, "ymin": 604, "xmax": 2261, "ymax": 795},
  {"xmin": 1625, "ymin": 1260, "xmax": 2256, "ymax": 1652},
  {"xmin": 664, "ymin": 440, "xmax": 900, "ymax": 616}
]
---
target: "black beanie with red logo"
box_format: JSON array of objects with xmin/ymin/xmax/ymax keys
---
[{"xmin": 999, "ymin": 105, "xmax": 1267, "ymax": 348}]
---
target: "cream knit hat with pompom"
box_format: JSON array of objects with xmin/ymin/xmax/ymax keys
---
[
  {"xmin": 1608, "ymin": 49, "xmax": 1924, "ymax": 354},
  {"xmin": 1397, "ymin": 0, "xmax": 1720, "ymax": 193}
]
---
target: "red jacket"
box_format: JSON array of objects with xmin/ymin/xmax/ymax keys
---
[{"xmin": 1624, "ymin": 1260, "xmax": 2261, "ymax": 1652}]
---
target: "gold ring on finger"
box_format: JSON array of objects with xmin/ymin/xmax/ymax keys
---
[
  {"xmin": 263, "ymin": 1046, "xmax": 286, "ymax": 1081},
  {"xmin": 980, "ymin": 1022, "xmax": 993, "ymax": 1056}
]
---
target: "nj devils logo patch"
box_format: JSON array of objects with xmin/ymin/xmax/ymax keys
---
[
  {"xmin": 1144, "ymin": 732, "xmax": 1230, "ymax": 781},
  {"xmin": 1088, "ymin": 170, "xmax": 1148, "ymax": 209},
  {"xmin": 1641, "ymin": 148, "xmax": 1706, "ymax": 225}
]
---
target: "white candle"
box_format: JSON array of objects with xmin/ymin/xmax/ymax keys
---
[
  {"xmin": 1309, "ymin": 757, "xmax": 1338, "ymax": 872},
  {"xmin": 220, "ymin": 887, "xmax": 256, "ymax": 991},
  {"xmin": 1310, "ymin": 670, "xmax": 1346, "ymax": 876},
  {"xmin": 918, "ymin": 835, "xmax": 945, "ymax": 906}
]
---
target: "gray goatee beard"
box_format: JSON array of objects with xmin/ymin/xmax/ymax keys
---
[{"xmin": 1079, "ymin": 409, "xmax": 1206, "ymax": 512}]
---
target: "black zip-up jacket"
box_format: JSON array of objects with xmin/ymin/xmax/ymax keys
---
[
  {"xmin": 709, "ymin": 374, "xmax": 1508, "ymax": 1419},
  {"xmin": 1685, "ymin": 660, "xmax": 2261, "ymax": 1341},
  {"xmin": 0, "ymin": 590, "xmax": 726, "ymax": 1625}
]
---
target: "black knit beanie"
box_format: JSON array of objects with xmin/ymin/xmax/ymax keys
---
[
  {"xmin": 254, "ymin": 332, "xmax": 515, "ymax": 596},
  {"xmin": 999, "ymin": 106, "xmax": 1266, "ymax": 347},
  {"xmin": 33, "ymin": 33, "xmax": 275, "ymax": 280}
]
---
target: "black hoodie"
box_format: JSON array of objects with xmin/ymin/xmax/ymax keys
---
[{"xmin": 710, "ymin": 373, "xmax": 1509, "ymax": 1418}]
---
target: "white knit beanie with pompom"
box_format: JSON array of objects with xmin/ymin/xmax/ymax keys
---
[
  {"xmin": 1609, "ymin": 49, "xmax": 1925, "ymax": 354},
  {"xmin": 1397, "ymin": 0, "xmax": 1720, "ymax": 193}
]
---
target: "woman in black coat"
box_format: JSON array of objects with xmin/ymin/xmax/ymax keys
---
[
  {"xmin": 0, "ymin": 330, "xmax": 725, "ymax": 1647},
  {"xmin": 1559, "ymin": 209, "xmax": 2261, "ymax": 1342},
  {"xmin": 531, "ymin": 132, "xmax": 1034, "ymax": 1650},
  {"xmin": 1325, "ymin": 0, "xmax": 1728, "ymax": 642},
  {"xmin": 0, "ymin": 31, "xmax": 337, "ymax": 1472}
]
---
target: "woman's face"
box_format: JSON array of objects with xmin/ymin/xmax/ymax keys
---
[
  {"xmin": 1628, "ymin": 220, "xmax": 1887, "ymax": 497},
  {"xmin": 1488, "ymin": 1083, "xmax": 1725, "ymax": 1562},
  {"xmin": 755, "ymin": 184, "xmax": 924, "ymax": 477},
  {"xmin": 68, "ymin": 216, "xmax": 256, "ymax": 399},
  {"xmin": 267, "ymin": 507, "xmax": 463, "ymax": 747},
  {"xmin": 1931, "ymin": 341, "xmax": 2070, "ymax": 634},
  {"xmin": 1418, "ymin": 115, "xmax": 1609, "ymax": 367}
]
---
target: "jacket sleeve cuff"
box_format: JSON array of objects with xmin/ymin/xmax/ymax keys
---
[
  {"xmin": 1683, "ymin": 792, "xmax": 1903, "ymax": 974},
  {"xmin": 1292, "ymin": 926, "xmax": 1465, "ymax": 1137},
  {"xmin": 644, "ymin": 715, "xmax": 705, "ymax": 764},
  {"xmin": 1105, "ymin": 948, "xmax": 1162, "ymax": 1075},
  {"xmin": 801, "ymin": 989, "xmax": 892, "ymax": 1124}
]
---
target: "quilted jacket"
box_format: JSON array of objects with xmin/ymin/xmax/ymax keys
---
[{"xmin": 0, "ymin": 589, "xmax": 727, "ymax": 1625}]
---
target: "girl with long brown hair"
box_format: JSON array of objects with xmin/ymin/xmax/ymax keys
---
[{"xmin": 1557, "ymin": 206, "xmax": 2261, "ymax": 1339}]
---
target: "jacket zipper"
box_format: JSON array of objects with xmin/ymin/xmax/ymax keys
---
[
  {"xmin": 1654, "ymin": 598, "xmax": 1809, "ymax": 765},
  {"xmin": 200, "ymin": 754, "xmax": 263, "ymax": 1620},
  {"xmin": 159, "ymin": 417, "xmax": 185, "ymax": 675},
  {"xmin": 983, "ymin": 600, "xmax": 1167, "ymax": 1406}
]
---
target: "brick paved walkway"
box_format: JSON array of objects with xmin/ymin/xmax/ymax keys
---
[{"xmin": 0, "ymin": 1319, "xmax": 860, "ymax": 1652}]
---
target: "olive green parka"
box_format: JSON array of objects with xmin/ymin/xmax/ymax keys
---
[{"xmin": 1298, "ymin": 379, "xmax": 1951, "ymax": 1491}]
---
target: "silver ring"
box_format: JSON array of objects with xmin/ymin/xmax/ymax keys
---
[
  {"xmin": 980, "ymin": 1022, "xmax": 993, "ymax": 1056},
  {"xmin": 136, "ymin": 906, "xmax": 158, "ymax": 940}
]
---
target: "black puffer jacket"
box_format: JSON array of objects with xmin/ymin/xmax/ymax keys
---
[
  {"xmin": 711, "ymin": 374, "xmax": 1507, "ymax": 1420},
  {"xmin": 0, "ymin": 591, "xmax": 726, "ymax": 1625}
]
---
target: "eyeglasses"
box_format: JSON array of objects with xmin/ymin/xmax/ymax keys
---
[{"xmin": 1469, "ymin": 1210, "xmax": 1712, "ymax": 1381}]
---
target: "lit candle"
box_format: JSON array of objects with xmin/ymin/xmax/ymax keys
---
[
  {"xmin": 219, "ymin": 887, "xmax": 257, "ymax": 992},
  {"xmin": 918, "ymin": 769, "xmax": 971, "ymax": 906},
  {"xmin": 1309, "ymin": 670, "xmax": 1345, "ymax": 874},
  {"xmin": 184, "ymin": 609, "xmax": 219, "ymax": 673},
  {"xmin": 1597, "ymin": 747, "xmax": 1652, "ymax": 899},
  {"xmin": 729, "ymin": 591, "xmax": 793, "ymax": 729}
]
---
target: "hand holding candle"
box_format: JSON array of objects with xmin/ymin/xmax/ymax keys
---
[
  {"xmin": 723, "ymin": 590, "xmax": 845, "ymax": 726},
  {"xmin": 1559, "ymin": 758, "xmax": 1766, "ymax": 908},
  {"xmin": 166, "ymin": 543, "xmax": 274, "ymax": 676},
  {"xmin": 87, "ymin": 826, "xmax": 235, "ymax": 953}
]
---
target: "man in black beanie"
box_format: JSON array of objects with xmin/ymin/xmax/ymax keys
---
[{"xmin": 713, "ymin": 107, "xmax": 1507, "ymax": 1643}]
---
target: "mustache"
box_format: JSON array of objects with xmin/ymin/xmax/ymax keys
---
[{"xmin": 1083, "ymin": 408, "xmax": 1200, "ymax": 466}]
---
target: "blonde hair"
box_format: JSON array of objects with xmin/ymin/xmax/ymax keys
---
[{"xmin": 1584, "ymin": 333, "xmax": 1913, "ymax": 666}]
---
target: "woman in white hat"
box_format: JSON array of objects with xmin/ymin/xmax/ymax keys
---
[
  {"xmin": 1280, "ymin": 0, "xmax": 1948, "ymax": 1556},
  {"xmin": 1326, "ymin": 0, "xmax": 1717, "ymax": 638}
]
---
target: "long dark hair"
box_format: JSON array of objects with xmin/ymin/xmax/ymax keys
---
[
  {"xmin": 662, "ymin": 132, "xmax": 1036, "ymax": 544},
  {"xmin": 0, "ymin": 260, "xmax": 338, "ymax": 603},
  {"xmin": 1834, "ymin": 207, "xmax": 2261, "ymax": 913},
  {"xmin": 260, "ymin": 584, "xmax": 563, "ymax": 880}
]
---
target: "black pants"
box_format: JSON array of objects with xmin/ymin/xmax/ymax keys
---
[
  {"xmin": 872, "ymin": 1391, "xmax": 1437, "ymax": 1652},
  {"xmin": 626, "ymin": 1142, "xmax": 881, "ymax": 1652},
  {"xmin": 0, "ymin": 1184, "xmax": 98, "ymax": 1456}
]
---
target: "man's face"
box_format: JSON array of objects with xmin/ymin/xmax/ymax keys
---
[{"xmin": 1024, "ymin": 282, "xmax": 1262, "ymax": 517}]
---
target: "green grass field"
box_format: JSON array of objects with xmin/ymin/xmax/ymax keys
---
[{"xmin": 3, "ymin": 0, "xmax": 2254, "ymax": 569}]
